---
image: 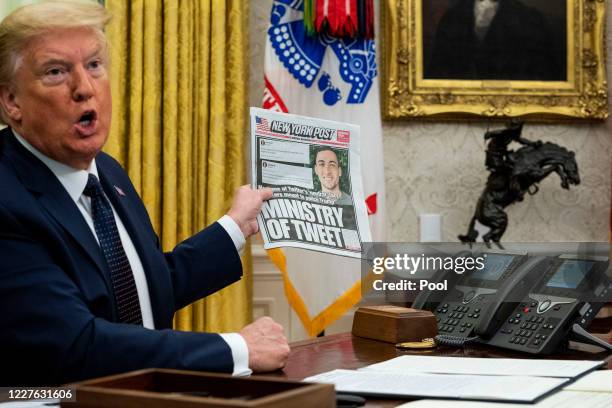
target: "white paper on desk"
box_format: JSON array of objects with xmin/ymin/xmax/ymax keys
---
[
  {"xmin": 304, "ymin": 369, "xmax": 567, "ymax": 402},
  {"xmin": 397, "ymin": 391, "xmax": 612, "ymax": 408},
  {"xmin": 564, "ymin": 370, "xmax": 612, "ymax": 392},
  {"xmin": 0, "ymin": 400, "xmax": 59, "ymax": 408},
  {"xmin": 361, "ymin": 355, "xmax": 604, "ymax": 378}
]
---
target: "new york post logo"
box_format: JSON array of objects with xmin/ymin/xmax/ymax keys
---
[{"xmin": 269, "ymin": 120, "xmax": 335, "ymax": 141}]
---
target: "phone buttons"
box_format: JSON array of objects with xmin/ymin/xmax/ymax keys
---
[
  {"xmin": 537, "ymin": 299, "xmax": 552, "ymax": 313},
  {"xmin": 579, "ymin": 303, "xmax": 591, "ymax": 316}
]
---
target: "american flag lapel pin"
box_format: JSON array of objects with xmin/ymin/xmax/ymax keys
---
[{"xmin": 114, "ymin": 185, "xmax": 126, "ymax": 197}]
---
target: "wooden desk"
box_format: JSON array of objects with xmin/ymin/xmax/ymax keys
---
[{"xmin": 271, "ymin": 333, "xmax": 612, "ymax": 407}]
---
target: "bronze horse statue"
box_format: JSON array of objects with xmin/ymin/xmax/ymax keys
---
[{"xmin": 459, "ymin": 141, "xmax": 580, "ymax": 246}]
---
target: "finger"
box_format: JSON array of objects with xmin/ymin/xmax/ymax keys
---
[
  {"xmin": 258, "ymin": 187, "xmax": 274, "ymax": 200},
  {"xmin": 250, "ymin": 220, "xmax": 259, "ymax": 234}
]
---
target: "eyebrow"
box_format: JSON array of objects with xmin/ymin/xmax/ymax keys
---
[
  {"xmin": 38, "ymin": 45, "xmax": 105, "ymax": 67},
  {"xmin": 84, "ymin": 46, "xmax": 105, "ymax": 61},
  {"xmin": 39, "ymin": 58, "xmax": 70, "ymax": 67}
]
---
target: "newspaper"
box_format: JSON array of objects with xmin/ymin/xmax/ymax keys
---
[{"xmin": 250, "ymin": 107, "xmax": 372, "ymax": 258}]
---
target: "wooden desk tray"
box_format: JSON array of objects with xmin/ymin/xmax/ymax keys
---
[
  {"xmin": 352, "ymin": 305, "xmax": 438, "ymax": 343},
  {"xmin": 62, "ymin": 368, "xmax": 335, "ymax": 408}
]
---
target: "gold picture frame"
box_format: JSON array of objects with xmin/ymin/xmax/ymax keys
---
[{"xmin": 381, "ymin": 0, "xmax": 608, "ymax": 120}]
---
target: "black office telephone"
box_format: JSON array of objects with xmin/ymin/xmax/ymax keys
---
[
  {"xmin": 484, "ymin": 255, "xmax": 612, "ymax": 354},
  {"xmin": 414, "ymin": 251, "xmax": 551, "ymax": 343},
  {"xmin": 415, "ymin": 251, "xmax": 612, "ymax": 354}
]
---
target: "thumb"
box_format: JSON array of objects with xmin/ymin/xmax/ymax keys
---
[{"xmin": 259, "ymin": 187, "xmax": 274, "ymax": 200}]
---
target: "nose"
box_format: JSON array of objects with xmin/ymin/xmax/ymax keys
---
[{"xmin": 71, "ymin": 65, "xmax": 94, "ymax": 102}]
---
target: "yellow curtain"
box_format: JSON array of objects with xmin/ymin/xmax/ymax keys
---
[{"xmin": 104, "ymin": 0, "xmax": 251, "ymax": 333}]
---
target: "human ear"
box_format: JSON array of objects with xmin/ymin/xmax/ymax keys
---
[{"xmin": 0, "ymin": 86, "xmax": 22, "ymax": 123}]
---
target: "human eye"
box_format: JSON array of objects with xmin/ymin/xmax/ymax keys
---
[
  {"xmin": 88, "ymin": 58, "xmax": 101, "ymax": 70},
  {"xmin": 87, "ymin": 58, "xmax": 105, "ymax": 73},
  {"xmin": 45, "ymin": 67, "xmax": 64, "ymax": 76},
  {"xmin": 43, "ymin": 66, "xmax": 67, "ymax": 84}
]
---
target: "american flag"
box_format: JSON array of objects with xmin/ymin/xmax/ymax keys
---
[{"xmin": 255, "ymin": 116, "xmax": 269, "ymax": 132}]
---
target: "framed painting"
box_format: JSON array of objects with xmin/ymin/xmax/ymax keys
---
[{"xmin": 381, "ymin": 0, "xmax": 608, "ymax": 120}]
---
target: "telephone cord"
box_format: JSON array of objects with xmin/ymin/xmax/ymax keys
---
[{"xmin": 434, "ymin": 334, "xmax": 480, "ymax": 347}]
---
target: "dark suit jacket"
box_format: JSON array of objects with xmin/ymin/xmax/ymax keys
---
[
  {"xmin": 426, "ymin": 0, "xmax": 563, "ymax": 81},
  {"xmin": 0, "ymin": 128, "xmax": 243, "ymax": 385}
]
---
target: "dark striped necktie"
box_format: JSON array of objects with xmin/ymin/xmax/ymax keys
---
[{"xmin": 83, "ymin": 174, "xmax": 143, "ymax": 325}]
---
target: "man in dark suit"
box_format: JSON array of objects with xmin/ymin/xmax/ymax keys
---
[
  {"xmin": 0, "ymin": 1, "xmax": 289, "ymax": 385},
  {"xmin": 425, "ymin": 0, "xmax": 564, "ymax": 81}
]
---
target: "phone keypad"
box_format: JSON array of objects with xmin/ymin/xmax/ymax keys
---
[
  {"xmin": 435, "ymin": 304, "xmax": 479, "ymax": 335},
  {"xmin": 503, "ymin": 313, "xmax": 537, "ymax": 342},
  {"xmin": 501, "ymin": 310, "xmax": 561, "ymax": 351}
]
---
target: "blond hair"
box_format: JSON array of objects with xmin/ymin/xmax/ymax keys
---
[{"xmin": 0, "ymin": 0, "xmax": 111, "ymax": 125}]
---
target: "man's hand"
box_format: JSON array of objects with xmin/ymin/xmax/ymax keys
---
[
  {"xmin": 240, "ymin": 316, "xmax": 290, "ymax": 372},
  {"xmin": 227, "ymin": 185, "xmax": 273, "ymax": 239}
]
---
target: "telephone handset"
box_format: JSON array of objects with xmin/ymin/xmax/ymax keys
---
[
  {"xmin": 474, "ymin": 256, "xmax": 550, "ymax": 336},
  {"xmin": 424, "ymin": 252, "xmax": 551, "ymax": 343},
  {"xmin": 484, "ymin": 255, "xmax": 612, "ymax": 354},
  {"xmin": 411, "ymin": 250, "xmax": 473, "ymax": 310}
]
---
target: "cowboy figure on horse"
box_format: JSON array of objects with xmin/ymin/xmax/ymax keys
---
[
  {"xmin": 484, "ymin": 120, "xmax": 542, "ymax": 172},
  {"xmin": 459, "ymin": 121, "xmax": 580, "ymax": 246}
]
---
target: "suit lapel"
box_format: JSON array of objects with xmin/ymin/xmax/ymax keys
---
[
  {"xmin": 2, "ymin": 131, "xmax": 113, "ymax": 293},
  {"xmin": 97, "ymin": 166, "xmax": 170, "ymax": 327}
]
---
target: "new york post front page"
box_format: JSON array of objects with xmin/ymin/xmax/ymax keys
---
[{"xmin": 250, "ymin": 108, "xmax": 371, "ymax": 258}]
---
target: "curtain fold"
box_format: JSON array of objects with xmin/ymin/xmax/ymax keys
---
[{"xmin": 105, "ymin": 0, "xmax": 251, "ymax": 333}]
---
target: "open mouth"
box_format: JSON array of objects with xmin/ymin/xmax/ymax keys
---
[
  {"xmin": 74, "ymin": 110, "xmax": 98, "ymax": 136},
  {"xmin": 79, "ymin": 110, "xmax": 97, "ymax": 127}
]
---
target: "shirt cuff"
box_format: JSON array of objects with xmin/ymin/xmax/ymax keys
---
[
  {"xmin": 219, "ymin": 333, "xmax": 252, "ymax": 377},
  {"xmin": 217, "ymin": 215, "xmax": 246, "ymax": 253}
]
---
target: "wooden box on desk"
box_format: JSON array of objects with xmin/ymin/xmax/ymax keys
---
[
  {"xmin": 62, "ymin": 368, "xmax": 334, "ymax": 408},
  {"xmin": 352, "ymin": 305, "xmax": 437, "ymax": 343}
]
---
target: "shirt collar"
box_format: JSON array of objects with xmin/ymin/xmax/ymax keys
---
[{"xmin": 12, "ymin": 129, "xmax": 99, "ymax": 203}]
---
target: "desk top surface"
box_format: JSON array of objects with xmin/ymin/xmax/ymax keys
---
[{"xmin": 268, "ymin": 333, "xmax": 612, "ymax": 407}]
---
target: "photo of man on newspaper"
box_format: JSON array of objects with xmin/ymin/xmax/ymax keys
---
[
  {"xmin": 250, "ymin": 108, "xmax": 371, "ymax": 258},
  {"xmin": 312, "ymin": 147, "xmax": 353, "ymax": 206}
]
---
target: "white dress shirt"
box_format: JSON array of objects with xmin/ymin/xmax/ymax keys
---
[
  {"xmin": 474, "ymin": 0, "xmax": 499, "ymax": 42},
  {"xmin": 13, "ymin": 131, "xmax": 251, "ymax": 376}
]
